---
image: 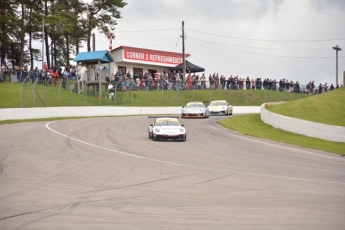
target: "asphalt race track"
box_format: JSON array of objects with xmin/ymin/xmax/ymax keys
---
[{"xmin": 1, "ymin": 116, "xmax": 344, "ymax": 230}]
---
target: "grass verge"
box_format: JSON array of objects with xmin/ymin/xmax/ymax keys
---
[
  {"xmin": 266, "ymin": 86, "xmax": 345, "ymax": 127},
  {"xmin": 218, "ymin": 114, "xmax": 345, "ymax": 156}
]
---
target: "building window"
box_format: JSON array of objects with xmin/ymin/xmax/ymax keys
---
[
  {"xmin": 133, "ymin": 68, "xmax": 143, "ymax": 79},
  {"xmin": 118, "ymin": 66, "xmax": 126, "ymax": 76}
]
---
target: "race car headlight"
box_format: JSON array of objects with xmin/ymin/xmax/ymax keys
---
[
  {"xmin": 179, "ymin": 128, "xmax": 185, "ymax": 132},
  {"xmin": 222, "ymin": 106, "xmax": 227, "ymax": 110},
  {"xmin": 154, "ymin": 128, "xmax": 161, "ymax": 132}
]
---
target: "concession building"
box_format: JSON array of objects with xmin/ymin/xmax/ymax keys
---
[{"xmin": 110, "ymin": 46, "xmax": 190, "ymax": 77}]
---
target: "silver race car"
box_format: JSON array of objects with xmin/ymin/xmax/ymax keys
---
[
  {"xmin": 181, "ymin": 101, "xmax": 209, "ymax": 118},
  {"xmin": 148, "ymin": 117, "xmax": 187, "ymax": 141},
  {"xmin": 209, "ymin": 100, "xmax": 233, "ymax": 116}
]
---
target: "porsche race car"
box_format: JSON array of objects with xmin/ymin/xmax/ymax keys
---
[
  {"xmin": 209, "ymin": 100, "xmax": 232, "ymax": 116},
  {"xmin": 181, "ymin": 101, "xmax": 209, "ymax": 118},
  {"xmin": 148, "ymin": 117, "xmax": 186, "ymax": 141}
]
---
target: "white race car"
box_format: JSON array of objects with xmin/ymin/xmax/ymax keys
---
[
  {"xmin": 148, "ymin": 117, "xmax": 187, "ymax": 141},
  {"xmin": 209, "ymin": 100, "xmax": 233, "ymax": 116},
  {"xmin": 181, "ymin": 101, "xmax": 209, "ymax": 118}
]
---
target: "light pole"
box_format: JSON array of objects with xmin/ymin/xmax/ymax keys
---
[
  {"xmin": 182, "ymin": 21, "xmax": 186, "ymax": 85},
  {"xmin": 332, "ymin": 45, "xmax": 342, "ymax": 87}
]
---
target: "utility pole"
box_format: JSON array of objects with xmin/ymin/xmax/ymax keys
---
[
  {"xmin": 332, "ymin": 45, "xmax": 342, "ymax": 87},
  {"xmin": 182, "ymin": 21, "xmax": 186, "ymax": 84},
  {"xmin": 92, "ymin": 33, "xmax": 95, "ymax": 51}
]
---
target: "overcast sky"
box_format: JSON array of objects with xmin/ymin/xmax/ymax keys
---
[{"xmin": 82, "ymin": 0, "xmax": 345, "ymax": 86}]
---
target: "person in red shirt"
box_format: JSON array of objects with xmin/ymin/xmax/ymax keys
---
[
  {"xmin": 187, "ymin": 73, "xmax": 192, "ymax": 88},
  {"xmin": 43, "ymin": 62, "xmax": 48, "ymax": 71},
  {"xmin": 154, "ymin": 71, "xmax": 160, "ymax": 90}
]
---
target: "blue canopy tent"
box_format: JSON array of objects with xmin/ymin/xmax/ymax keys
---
[{"xmin": 73, "ymin": 50, "xmax": 114, "ymax": 97}]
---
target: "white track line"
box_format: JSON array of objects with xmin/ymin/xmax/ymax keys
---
[{"xmin": 46, "ymin": 121, "xmax": 345, "ymax": 185}]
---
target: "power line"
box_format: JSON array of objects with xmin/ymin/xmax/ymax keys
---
[
  {"xmin": 113, "ymin": 28, "xmax": 180, "ymax": 33},
  {"xmin": 190, "ymin": 37, "xmax": 345, "ymax": 58},
  {"xmin": 188, "ymin": 38, "xmax": 333, "ymax": 51},
  {"xmin": 146, "ymin": 38, "xmax": 180, "ymax": 48},
  {"xmin": 187, "ymin": 28, "xmax": 345, "ymax": 43}
]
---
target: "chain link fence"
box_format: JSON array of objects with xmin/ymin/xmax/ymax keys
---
[{"xmin": 18, "ymin": 74, "xmax": 312, "ymax": 108}]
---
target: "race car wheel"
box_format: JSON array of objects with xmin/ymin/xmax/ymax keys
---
[
  {"xmin": 152, "ymin": 136, "xmax": 156, "ymax": 141},
  {"xmin": 148, "ymin": 131, "xmax": 152, "ymax": 139}
]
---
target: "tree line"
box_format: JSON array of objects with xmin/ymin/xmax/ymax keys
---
[{"xmin": 0, "ymin": 0, "xmax": 127, "ymax": 69}]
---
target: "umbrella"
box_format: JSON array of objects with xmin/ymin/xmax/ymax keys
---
[{"xmin": 169, "ymin": 60, "xmax": 205, "ymax": 73}]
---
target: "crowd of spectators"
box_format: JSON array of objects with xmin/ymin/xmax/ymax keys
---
[
  {"xmin": 1, "ymin": 58, "xmax": 342, "ymax": 94},
  {"xmin": 107, "ymin": 70, "xmax": 342, "ymax": 95}
]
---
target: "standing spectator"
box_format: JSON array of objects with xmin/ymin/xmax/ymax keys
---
[
  {"xmin": 200, "ymin": 74, "xmax": 206, "ymax": 89},
  {"xmin": 77, "ymin": 63, "xmax": 88, "ymax": 83},
  {"xmin": 329, "ymin": 83, "xmax": 334, "ymax": 90},
  {"xmin": 1, "ymin": 58, "xmax": 7, "ymax": 68},
  {"xmin": 310, "ymin": 81, "xmax": 315, "ymax": 94},
  {"xmin": 220, "ymin": 75, "xmax": 226, "ymax": 89},
  {"xmin": 7, "ymin": 59, "xmax": 13, "ymax": 74},
  {"xmin": 256, "ymin": 78, "xmax": 262, "ymax": 89},
  {"xmin": 294, "ymin": 81, "xmax": 300, "ymax": 93},
  {"xmin": 215, "ymin": 73, "xmax": 220, "ymax": 89},
  {"xmin": 285, "ymin": 79, "xmax": 290, "ymax": 92},
  {"xmin": 70, "ymin": 66, "xmax": 76, "ymax": 80},
  {"xmin": 251, "ymin": 78, "xmax": 256, "ymax": 89},
  {"xmin": 306, "ymin": 81, "xmax": 311, "ymax": 94},
  {"xmin": 126, "ymin": 70, "xmax": 132, "ymax": 79},
  {"xmin": 43, "ymin": 62, "xmax": 49, "ymax": 71},
  {"xmin": 263, "ymin": 78, "xmax": 268, "ymax": 89},
  {"xmin": 154, "ymin": 71, "xmax": 160, "ymax": 90},
  {"xmin": 324, "ymin": 83, "xmax": 328, "ymax": 92},
  {"xmin": 196, "ymin": 75, "xmax": 201, "ymax": 90},
  {"xmin": 318, "ymin": 83, "xmax": 322, "ymax": 94},
  {"xmin": 31, "ymin": 67, "xmax": 39, "ymax": 83},
  {"xmin": 187, "ymin": 73, "xmax": 192, "ymax": 89},
  {"xmin": 143, "ymin": 71, "xmax": 148, "ymax": 89},
  {"xmin": 61, "ymin": 73, "xmax": 67, "ymax": 89},
  {"xmin": 1, "ymin": 63, "xmax": 8, "ymax": 81},
  {"xmin": 175, "ymin": 72, "xmax": 181, "ymax": 91},
  {"xmin": 56, "ymin": 62, "xmax": 62, "ymax": 77},
  {"xmin": 64, "ymin": 65, "xmax": 70, "ymax": 79},
  {"xmin": 239, "ymin": 77, "xmax": 244, "ymax": 90},
  {"xmin": 245, "ymin": 76, "xmax": 250, "ymax": 89}
]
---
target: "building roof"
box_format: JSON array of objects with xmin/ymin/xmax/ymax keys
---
[
  {"xmin": 73, "ymin": 50, "xmax": 114, "ymax": 64},
  {"xmin": 111, "ymin": 46, "xmax": 190, "ymax": 57}
]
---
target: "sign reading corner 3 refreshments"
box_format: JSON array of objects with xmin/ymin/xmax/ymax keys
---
[{"xmin": 124, "ymin": 49, "xmax": 184, "ymax": 65}]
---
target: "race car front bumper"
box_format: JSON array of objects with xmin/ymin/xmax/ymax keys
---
[{"xmin": 153, "ymin": 133, "xmax": 186, "ymax": 141}]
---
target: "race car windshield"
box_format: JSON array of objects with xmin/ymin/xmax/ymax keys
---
[
  {"xmin": 211, "ymin": 102, "xmax": 227, "ymax": 106},
  {"xmin": 186, "ymin": 103, "xmax": 203, "ymax": 107},
  {"xmin": 155, "ymin": 121, "xmax": 180, "ymax": 126}
]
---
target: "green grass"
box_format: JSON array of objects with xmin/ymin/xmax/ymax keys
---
[
  {"xmin": 0, "ymin": 80, "xmax": 309, "ymax": 108},
  {"xmin": 266, "ymin": 87, "xmax": 345, "ymax": 126},
  {"xmin": 218, "ymin": 114, "xmax": 345, "ymax": 156}
]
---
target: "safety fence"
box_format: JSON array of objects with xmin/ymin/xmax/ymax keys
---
[{"xmin": 15, "ymin": 74, "xmax": 313, "ymax": 108}]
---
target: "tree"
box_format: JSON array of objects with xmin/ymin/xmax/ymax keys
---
[
  {"xmin": 0, "ymin": 0, "xmax": 20, "ymax": 63},
  {"xmin": 84, "ymin": 0, "xmax": 127, "ymax": 51}
]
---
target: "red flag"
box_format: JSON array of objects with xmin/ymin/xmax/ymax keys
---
[{"xmin": 109, "ymin": 33, "xmax": 112, "ymax": 51}]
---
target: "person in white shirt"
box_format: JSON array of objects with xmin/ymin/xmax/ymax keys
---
[{"xmin": 77, "ymin": 64, "xmax": 88, "ymax": 82}]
